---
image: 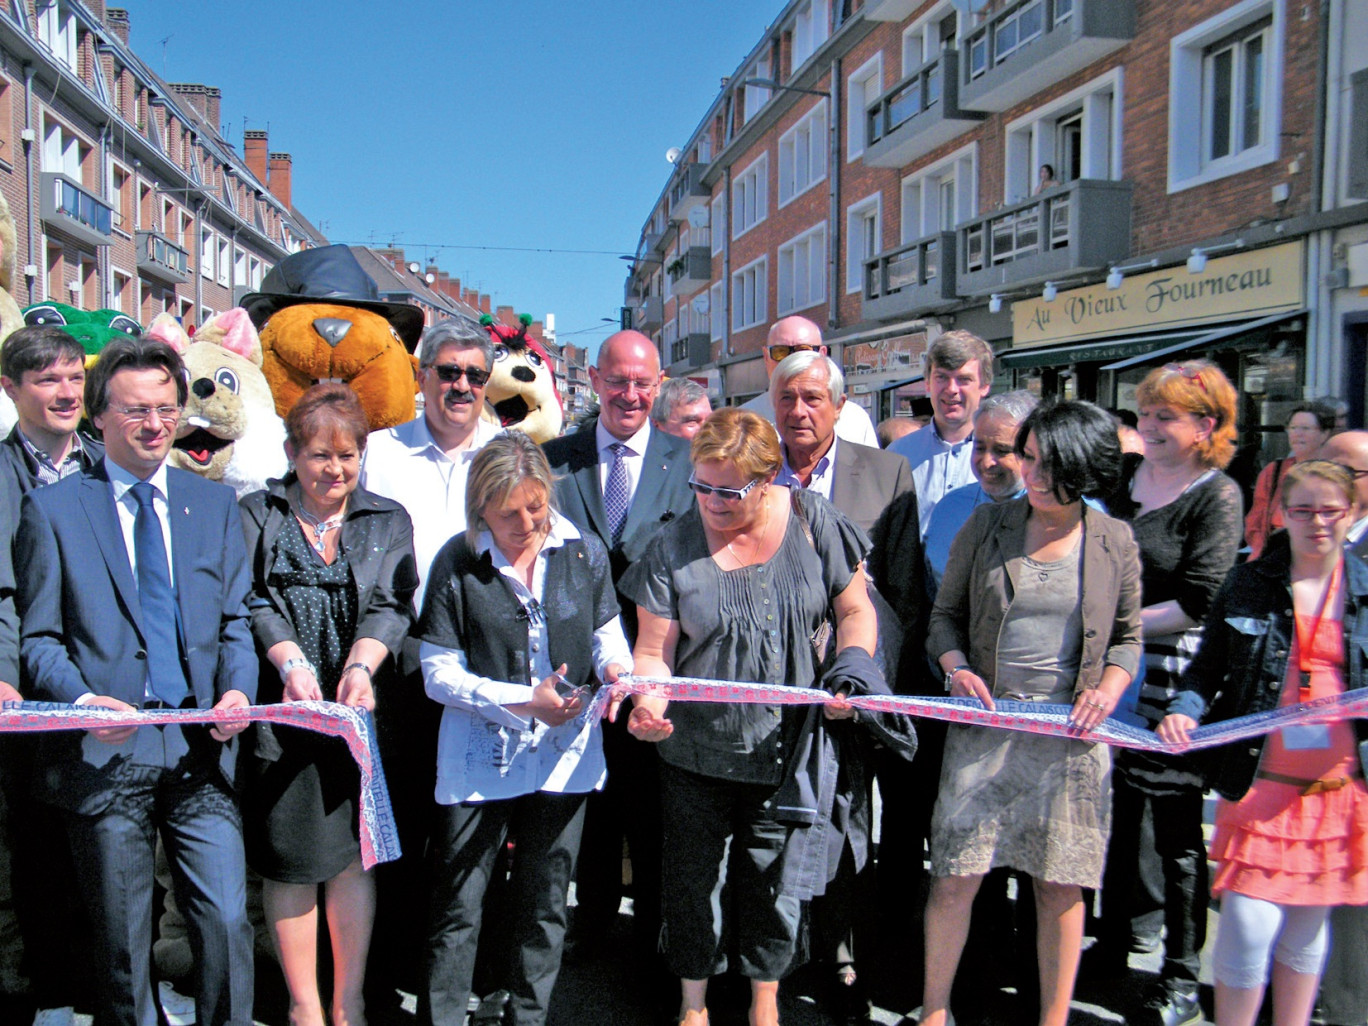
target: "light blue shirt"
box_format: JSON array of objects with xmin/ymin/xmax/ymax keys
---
[
  {"xmin": 923, "ymin": 482, "xmax": 1018, "ymax": 600},
  {"xmin": 776, "ymin": 435, "xmax": 838, "ymax": 499},
  {"xmin": 888, "ymin": 420, "xmax": 977, "ymax": 538}
]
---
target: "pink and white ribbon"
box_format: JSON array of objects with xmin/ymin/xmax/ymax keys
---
[
  {"xmin": 0, "ymin": 701, "xmax": 400, "ymax": 868},
  {"xmin": 596, "ymin": 675, "xmax": 1368, "ymax": 754}
]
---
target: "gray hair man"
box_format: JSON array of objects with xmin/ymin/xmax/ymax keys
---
[
  {"xmin": 740, "ymin": 315, "xmax": 878, "ymax": 446},
  {"xmin": 650, "ymin": 377, "xmax": 712, "ymax": 440},
  {"xmin": 771, "ymin": 350, "xmax": 912, "ymax": 535}
]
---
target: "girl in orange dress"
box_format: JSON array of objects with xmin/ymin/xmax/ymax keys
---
[{"xmin": 1161, "ymin": 460, "xmax": 1368, "ymax": 1026}]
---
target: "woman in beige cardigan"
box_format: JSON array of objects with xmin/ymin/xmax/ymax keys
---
[{"xmin": 920, "ymin": 400, "xmax": 1143, "ymax": 1026}]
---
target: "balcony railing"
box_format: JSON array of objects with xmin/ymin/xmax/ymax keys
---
[
  {"xmin": 668, "ymin": 332, "xmax": 711, "ymax": 373},
  {"xmin": 136, "ymin": 230, "xmax": 191, "ymax": 283},
  {"xmin": 863, "ymin": 232, "xmax": 957, "ymax": 321},
  {"xmin": 955, "ymin": 178, "xmax": 1133, "ymax": 295},
  {"xmin": 668, "ymin": 163, "xmax": 709, "ymax": 215},
  {"xmin": 864, "ymin": 49, "xmax": 986, "ymax": 167},
  {"xmin": 960, "ymin": 0, "xmax": 1135, "ymax": 112},
  {"xmin": 667, "ymin": 245, "xmax": 712, "ymax": 294},
  {"xmin": 40, "ymin": 172, "xmax": 113, "ymax": 248},
  {"xmin": 629, "ymin": 296, "xmax": 664, "ymax": 331}
]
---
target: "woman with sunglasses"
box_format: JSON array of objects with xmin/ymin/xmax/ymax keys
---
[
  {"xmin": 1159, "ymin": 460, "xmax": 1368, "ymax": 1026},
  {"xmin": 618, "ymin": 408, "xmax": 881, "ymax": 1026},
  {"xmin": 1092, "ymin": 360, "xmax": 1245, "ymax": 1022},
  {"xmin": 1246, "ymin": 402, "xmax": 1336, "ymax": 559}
]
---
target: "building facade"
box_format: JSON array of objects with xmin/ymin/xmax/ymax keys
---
[{"xmin": 625, "ymin": 0, "xmax": 1368, "ymax": 454}]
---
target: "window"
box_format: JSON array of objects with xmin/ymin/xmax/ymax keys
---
[
  {"xmin": 902, "ymin": 8, "xmax": 957, "ymax": 77},
  {"xmin": 200, "ymin": 229, "xmax": 215, "ymax": 279},
  {"xmin": 1169, "ymin": 0, "xmax": 1282, "ymax": 192},
  {"xmin": 710, "ymin": 280, "xmax": 726, "ymax": 340},
  {"xmin": 740, "ymin": 54, "xmax": 772, "ymax": 127},
  {"xmin": 1350, "ymin": 69, "xmax": 1368, "ymax": 200},
  {"xmin": 109, "ymin": 163, "xmax": 131, "ymax": 232},
  {"xmin": 41, "ymin": 119, "xmax": 84, "ymax": 180},
  {"xmin": 731, "ymin": 256, "xmax": 767, "ymax": 331},
  {"xmin": 846, "ymin": 54, "xmax": 882, "ymax": 161},
  {"xmin": 37, "ymin": 2, "xmax": 78, "ymax": 73},
  {"xmin": 1203, "ymin": 18, "xmax": 1270, "ymax": 163},
  {"xmin": 711, "ymin": 194, "xmax": 726, "ymax": 254},
  {"xmin": 846, "ymin": 195, "xmax": 881, "ymax": 294},
  {"xmin": 1003, "ymin": 70, "xmax": 1121, "ymax": 203},
  {"xmin": 778, "ymin": 103, "xmax": 827, "ymax": 206},
  {"xmin": 111, "ymin": 269, "xmax": 132, "ymax": 314},
  {"xmin": 791, "ymin": 0, "xmax": 830, "ymax": 71},
  {"xmin": 233, "ymin": 246, "xmax": 247, "ymax": 287},
  {"xmin": 777, "ymin": 225, "xmax": 826, "ymax": 315},
  {"xmin": 217, "ymin": 238, "xmax": 230, "ymax": 285},
  {"xmin": 0, "ymin": 79, "xmax": 12, "ymax": 163},
  {"xmin": 901, "ymin": 145, "xmax": 977, "ymax": 241},
  {"xmin": 732, "ymin": 154, "xmax": 768, "ymax": 239}
]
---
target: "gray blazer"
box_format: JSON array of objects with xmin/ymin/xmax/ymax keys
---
[{"xmin": 829, "ymin": 439, "xmax": 914, "ymax": 536}]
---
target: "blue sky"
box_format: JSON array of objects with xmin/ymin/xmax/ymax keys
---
[{"xmin": 119, "ymin": 0, "xmax": 777, "ymax": 359}]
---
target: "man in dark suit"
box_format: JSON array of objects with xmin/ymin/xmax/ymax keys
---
[
  {"xmin": 15, "ymin": 336, "xmax": 257, "ymax": 1026},
  {"xmin": 543, "ymin": 330, "xmax": 693, "ymax": 982},
  {"xmin": 0, "ymin": 324, "xmax": 104, "ymax": 1024},
  {"xmin": 770, "ymin": 350, "xmax": 912, "ymax": 535}
]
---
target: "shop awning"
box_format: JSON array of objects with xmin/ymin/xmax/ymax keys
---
[
  {"xmin": 998, "ymin": 330, "xmax": 1200, "ymax": 371},
  {"xmin": 1099, "ymin": 310, "xmax": 1307, "ymax": 370}
]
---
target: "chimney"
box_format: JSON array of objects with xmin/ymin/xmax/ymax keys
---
[
  {"xmin": 479, "ymin": 294, "xmax": 492, "ymax": 315},
  {"xmin": 495, "ymin": 305, "xmax": 515, "ymax": 326},
  {"xmin": 243, "ymin": 130, "xmax": 268, "ymax": 185},
  {"xmin": 168, "ymin": 84, "xmax": 220, "ymax": 132},
  {"xmin": 105, "ymin": 8, "xmax": 130, "ymax": 45},
  {"xmin": 268, "ymin": 152, "xmax": 292, "ymax": 208},
  {"xmin": 464, "ymin": 289, "xmax": 480, "ymax": 309}
]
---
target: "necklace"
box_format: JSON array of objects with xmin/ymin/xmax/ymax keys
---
[
  {"xmin": 724, "ymin": 493, "xmax": 770, "ymax": 568},
  {"xmin": 296, "ymin": 502, "xmax": 346, "ymax": 555}
]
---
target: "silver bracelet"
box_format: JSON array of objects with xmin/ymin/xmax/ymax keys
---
[
  {"xmin": 279, "ymin": 656, "xmax": 316, "ymax": 682},
  {"xmin": 344, "ymin": 662, "xmax": 373, "ymax": 678}
]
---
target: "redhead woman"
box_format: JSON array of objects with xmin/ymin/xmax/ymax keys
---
[{"xmin": 1246, "ymin": 402, "xmax": 1334, "ymax": 559}]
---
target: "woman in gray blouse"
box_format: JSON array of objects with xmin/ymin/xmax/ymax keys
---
[{"xmin": 619, "ymin": 408, "xmax": 877, "ymax": 1026}]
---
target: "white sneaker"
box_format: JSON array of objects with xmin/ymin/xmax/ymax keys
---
[
  {"xmin": 31, "ymin": 1008, "xmax": 75, "ymax": 1026},
  {"xmin": 158, "ymin": 981, "xmax": 196, "ymax": 1026}
]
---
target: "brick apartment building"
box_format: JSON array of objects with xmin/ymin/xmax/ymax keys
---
[{"xmin": 625, "ymin": 0, "xmax": 1368, "ymax": 453}]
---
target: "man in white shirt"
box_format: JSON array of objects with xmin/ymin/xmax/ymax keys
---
[
  {"xmin": 358, "ymin": 315, "xmax": 501, "ymax": 1010},
  {"xmin": 742, "ymin": 316, "xmax": 878, "ymax": 446},
  {"xmin": 362, "ymin": 316, "xmax": 501, "ymax": 611},
  {"xmin": 887, "ymin": 329, "xmax": 994, "ymax": 536}
]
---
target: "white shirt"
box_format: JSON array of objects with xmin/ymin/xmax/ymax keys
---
[
  {"xmin": 420, "ymin": 514, "xmax": 633, "ymax": 804},
  {"xmin": 103, "ymin": 457, "xmax": 174, "ymax": 703},
  {"xmin": 595, "ymin": 420, "xmax": 653, "ymax": 506},
  {"xmin": 1348, "ymin": 515, "xmax": 1368, "ymax": 547},
  {"xmin": 887, "ymin": 419, "xmax": 977, "ymax": 538},
  {"xmin": 777, "ymin": 434, "xmax": 839, "ymax": 500},
  {"xmin": 741, "ymin": 390, "xmax": 878, "ymax": 447},
  {"xmin": 361, "ymin": 414, "xmax": 501, "ymax": 612}
]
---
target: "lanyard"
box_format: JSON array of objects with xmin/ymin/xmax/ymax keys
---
[{"xmin": 1294, "ymin": 559, "xmax": 1343, "ymax": 698}]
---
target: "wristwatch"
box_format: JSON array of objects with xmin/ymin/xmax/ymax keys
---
[
  {"xmin": 280, "ymin": 657, "xmax": 317, "ymax": 682},
  {"xmin": 944, "ymin": 664, "xmax": 972, "ymax": 692}
]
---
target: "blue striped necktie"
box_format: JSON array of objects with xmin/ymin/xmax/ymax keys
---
[{"xmin": 131, "ymin": 482, "xmax": 189, "ymax": 706}]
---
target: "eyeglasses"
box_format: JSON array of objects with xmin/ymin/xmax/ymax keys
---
[
  {"xmin": 1285, "ymin": 506, "xmax": 1351, "ymax": 523},
  {"xmin": 767, "ymin": 343, "xmax": 818, "ymax": 361},
  {"xmin": 1162, "ymin": 363, "xmax": 1207, "ymax": 393},
  {"xmin": 432, "ymin": 363, "xmax": 490, "ymax": 387},
  {"xmin": 111, "ymin": 404, "xmax": 181, "ymax": 423},
  {"xmin": 600, "ymin": 376, "xmax": 658, "ymax": 394},
  {"xmin": 688, "ymin": 477, "xmax": 762, "ymax": 503}
]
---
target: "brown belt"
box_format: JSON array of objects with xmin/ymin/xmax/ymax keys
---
[{"xmin": 1256, "ymin": 769, "xmax": 1362, "ymax": 796}]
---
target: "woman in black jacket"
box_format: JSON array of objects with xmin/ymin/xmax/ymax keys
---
[{"xmin": 239, "ymin": 383, "xmax": 417, "ymax": 1026}]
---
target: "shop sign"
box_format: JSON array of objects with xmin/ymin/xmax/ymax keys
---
[
  {"xmin": 841, "ymin": 331, "xmax": 929, "ymax": 379},
  {"xmin": 1011, "ymin": 240, "xmax": 1305, "ymax": 348}
]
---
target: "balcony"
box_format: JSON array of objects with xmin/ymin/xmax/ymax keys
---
[
  {"xmin": 40, "ymin": 172, "xmax": 113, "ymax": 248},
  {"xmin": 668, "ymin": 163, "xmax": 709, "ymax": 218},
  {"xmin": 960, "ymin": 0, "xmax": 1135, "ymax": 113},
  {"xmin": 667, "ymin": 245, "xmax": 712, "ymax": 294},
  {"xmin": 136, "ymin": 230, "xmax": 191, "ymax": 284},
  {"xmin": 668, "ymin": 333, "xmax": 712, "ymax": 376},
  {"xmin": 629, "ymin": 296, "xmax": 664, "ymax": 332},
  {"xmin": 864, "ymin": 50, "xmax": 986, "ymax": 168},
  {"xmin": 642, "ymin": 231, "xmax": 665, "ymax": 258},
  {"xmin": 864, "ymin": 232, "xmax": 957, "ymax": 322},
  {"xmin": 862, "ymin": 0, "xmax": 921, "ymax": 20},
  {"xmin": 956, "ymin": 178, "xmax": 1132, "ymax": 296}
]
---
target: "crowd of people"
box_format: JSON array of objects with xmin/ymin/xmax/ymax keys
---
[{"xmin": 0, "ymin": 307, "xmax": 1364, "ymax": 1026}]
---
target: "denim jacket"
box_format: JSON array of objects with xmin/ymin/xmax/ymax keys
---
[{"xmin": 1169, "ymin": 541, "xmax": 1368, "ymax": 801}]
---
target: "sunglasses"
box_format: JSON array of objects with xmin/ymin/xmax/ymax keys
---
[
  {"xmin": 1285, "ymin": 506, "xmax": 1351, "ymax": 523},
  {"xmin": 1162, "ymin": 363, "xmax": 1207, "ymax": 393},
  {"xmin": 688, "ymin": 477, "xmax": 762, "ymax": 503},
  {"xmin": 767, "ymin": 343, "xmax": 819, "ymax": 361},
  {"xmin": 432, "ymin": 363, "xmax": 489, "ymax": 387}
]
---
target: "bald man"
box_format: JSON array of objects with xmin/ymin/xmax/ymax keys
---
[
  {"xmin": 741, "ymin": 316, "xmax": 878, "ymax": 446},
  {"xmin": 543, "ymin": 331, "xmax": 693, "ymax": 977},
  {"xmin": 1321, "ymin": 431, "xmax": 1368, "ymax": 556}
]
